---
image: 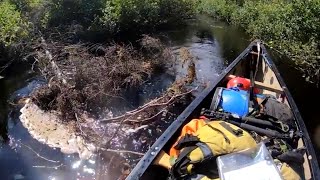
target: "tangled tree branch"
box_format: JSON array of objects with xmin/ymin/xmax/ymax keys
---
[
  {"xmin": 33, "ymin": 164, "xmax": 64, "ymax": 169},
  {"xmin": 20, "ymin": 142, "xmax": 60, "ymax": 163},
  {"xmin": 100, "ymin": 88, "xmax": 196, "ymax": 124},
  {"xmin": 31, "ymin": 35, "xmax": 173, "ymax": 121},
  {"xmin": 101, "ymin": 148, "xmax": 144, "ymax": 156}
]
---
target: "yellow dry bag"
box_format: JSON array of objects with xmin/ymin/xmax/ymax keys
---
[{"xmin": 170, "ymin": 119, "xmax": 257, "ymax": 179}]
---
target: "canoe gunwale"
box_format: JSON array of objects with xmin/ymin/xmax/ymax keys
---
[
  {"xmin": 261, "ymin": 44, "xmax": 320, "ymax": 179},
  {"xmin": 126, "ymin": 40, "xmax": 320, "ymax": 179}
]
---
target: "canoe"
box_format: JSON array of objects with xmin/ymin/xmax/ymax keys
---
[{"xmin": 126, "ymin": 40, "xmax": 320, "ymax": 179}]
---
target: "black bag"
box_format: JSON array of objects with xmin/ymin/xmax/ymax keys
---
[{"xmin": 260, "ymin": 96, "xmax": 295, "ymax": 129}]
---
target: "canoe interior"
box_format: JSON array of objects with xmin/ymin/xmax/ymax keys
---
[{"xmin": 127, "ymin": 41, "xmax": 319, "ymax": 180}]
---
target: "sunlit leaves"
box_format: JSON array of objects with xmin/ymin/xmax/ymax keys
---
[
  {"xmin": 0, "ymin": 1, "xmax": 28, "ymax": 45},
  {"xmin": 197, "ymin": 0, "xmax": 320, "ymax": 84}
]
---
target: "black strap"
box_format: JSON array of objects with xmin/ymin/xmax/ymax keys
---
[
  {"xmin": 249, "ymin": 55, "xmax": 255, "ymax": 101},
  {"xmin": 172, "ymin": 146, "xmax": 198, "ymax": 179},
  {"xmin": 172, "ymin": 138, "xmax": 214, "ymax": 179},
  {"xmin": 206, "ymin": 122, "xmax": 231, "ymax": 144},
  {"xmin": 196, "ymin": 142, "xmax": 214, "ymax": 161},
  {"xmin": 247, "ymin": 95, "xmax": 268, "ymax": 116},
  {"xmin": 174, "ymin": 135, "xmax": 202, "ymax": 150},
  {"xmin": 219, "ymin": 122, "xmax": 243, "ymax": 137},
  {"xmin": 174, "ymin": 140, "xmax": 213, "ymax": 165}
]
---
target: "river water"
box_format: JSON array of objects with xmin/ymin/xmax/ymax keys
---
[{"xmin": 0, "ymin": 16, "xmax": 319, "ymax": 179}]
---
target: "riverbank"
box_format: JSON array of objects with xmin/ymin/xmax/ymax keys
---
[
  {"xmin": 1, "ymin": 9, "xmax": 319, "ymax": 180},
  {"xmin": 2, "ymin": 0, "xmax": 318, "ymax": 85},
  {"xmin": 0, "ymin": 16, "xmax": 227, "ymax": 179},
  {"xmin": 197, "ymin": 0, "xmax": 320, "ymax": 85}
]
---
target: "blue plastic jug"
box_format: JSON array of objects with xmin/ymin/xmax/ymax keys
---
[{"xmin": 212, "ymin": 87, "xmax": 249, "ymax": 117}]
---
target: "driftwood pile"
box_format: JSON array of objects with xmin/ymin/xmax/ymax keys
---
[
  {"xmin": 21, "ymin": 35, "xmax": 197, "ymax": 151},
  {"xmin": 31, "ymin": 35, "xmax": 173, "ymax": 120},
  {"xmin": 17, "ymin": 35, "xmax": 199, "ymax": 179}
]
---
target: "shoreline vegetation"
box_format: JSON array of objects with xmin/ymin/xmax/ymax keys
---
[
  {"xmin": 196, "ymin": 0, "xmax": 320, "ymax": 85},
  {"xmin": 1, "ymin": 1, "xmax": 198, "ymax": 177},
  {"xmin": 0, "ymin": 0, "xmax": 198, "ymax": 118},
  {"xmin": 0, "ymin": 0, "xmax": 319, "ymax": 178},
  {"xmin": 1, "ymin": 0, "xmax": 319, "ymax": 84}
]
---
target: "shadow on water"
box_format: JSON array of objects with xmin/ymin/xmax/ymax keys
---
[{"xmin": 0, "ymin": 15, "xmax": 319, "ymax": 179}]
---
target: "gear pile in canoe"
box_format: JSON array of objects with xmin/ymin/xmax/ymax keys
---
[{"xmin": 126, "ymin": 40, "xmax": 320, "ymax": 180}]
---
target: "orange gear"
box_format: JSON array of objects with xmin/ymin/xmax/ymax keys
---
[
  {"xmin": 227, "ymin": 77, "xmax": 250, "ymax": 90},
  {"xmin": 169, "ymin": 118, "xmax": 207, "ymax": 158},
  {"xmin": 227, "ymin": 77, "xmax": 260, "ymax": 94}
]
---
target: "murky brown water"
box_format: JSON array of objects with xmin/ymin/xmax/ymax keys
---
[{"xmin": 0, "ymin": 16, "xmax": 318, "ymax": 180}]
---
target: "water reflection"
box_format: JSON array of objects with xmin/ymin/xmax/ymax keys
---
[
  {"xmin": 1, "ymin": 15, "xmax": 319, "ymax": 179},
  {"xmin": 0, "ymin": 17, "xmax": 247, "ymax": 180}
]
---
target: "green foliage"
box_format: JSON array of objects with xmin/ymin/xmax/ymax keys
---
[
  {"xmin": 198, "ymin": 0, "xmax": 320, "ymax": 84},
  {"xmin": 10, "ymin": 0, "xmax": 44, "ymax": 11},
  {"xmin": 289, "ymin": 0, "xmax": 320, "ymax": 42},
  {"xmin": 10, "ymin": 0, "xmax": 50, "ymax": 29},
  {"xmin": 47, "ymin": 0, "xmax": 105, "ymax": 27},
  {"xmin": 0, "ymin": 1, "xmax": 28, "ymax": 45},
  {"xmin": 97, "ymin": 0, "xmax": 196, "ymax": 33},
  {"xmin": 197, "ymin": 0, "xmax": 237, "ymax": 22},
  {"xmin": 40, "ymin": 0, "xmax": 195, "ymax": 33},
  {"xmin": 233, "ymin": 1, "xmax": 293, "ymax": 41},
  {"xmin": 1, "ymin": 0, "xmax": 196, "ymax": 39}
]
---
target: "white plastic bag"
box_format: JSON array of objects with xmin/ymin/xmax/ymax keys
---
[{"xmin": 217, "ymin": 142, "xmax": 283, "ymax": 180}]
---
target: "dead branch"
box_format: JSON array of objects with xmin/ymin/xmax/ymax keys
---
[
  {"xmin": 33, "ymin": 164, "xmax": 64, "ymax": 169},
  {"xmin": 32, "ymin": 37, "xmax": 173, "ymax": 121},
  {"xmin": 101, "ymin": 148, "xmax": 144, "ymax": 156},
  {"xmin": 0, "ymin": 58, "xmax": 15, "ymax": 73},
  {"xmin": 126, "ymin": 125, "xmax": 149, "ymax": 134},
  {"xmin": 100, "ymin": 88, "xmax": 196, "ymax": 123},
  {"xmin": 40, "ymin": 37, "xmax": 67, "ymax": 84},
  {"xmin": 75, "ymin": 113, "xmax": 88, "ymax": 137},
  {"xmin": 31, "ymin": 57, "xmax": 39, "ymax": 72},
  {"xmin": 102, "ymin": 116, "xmax": 127, "ymax": 149},
  {"xmin": 124, "ymin": 109, "xmax": 166, "ymax": 123},
  {"xmin": 19, "ymin": 142, "xmax": 60, "ymax": 163}
]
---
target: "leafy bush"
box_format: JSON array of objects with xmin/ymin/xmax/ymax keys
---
[
  {"xmin": 289, "ymin": 0, "xmax": 320, "ymax": 42},
  {"xmin": 10, "ymin": 0, "xmax": 50, "ymax": 28},
  {"xmin": 47, "ymin": 0, "xmax": 105, "ymax": 27},
  {"xmin": 232, "ymin": 1, "xmax": 293, "ymax": 41},
  {"xmin": 198, "ymin": 0, "xmax": 320, "ymax": 84},
  {"xmin": 197, "ymin": 0, "xmax": 237, "ymax": 22},
  {"xmin": 0, "ymin": 1, "xmax": 28, "ymax": 45},
  {"xmin": 97, "ymin": 0, "xmax": 196, "ymax": 33},
  {"xmin": 1, "ymin": 0, "xmax": 196, "ymax": 42},
  {"xmin": 35, "ymin": 0, "xmax": 195, "ymax": 34},
  {"xmin": 10, "ymin": 0, "xmax": 44, "ymax": 11}
]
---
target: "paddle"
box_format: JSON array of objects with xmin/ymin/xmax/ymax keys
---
[{"xmin": 153, "ymin": 150, "xmax": 172, "ymax": 169}]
